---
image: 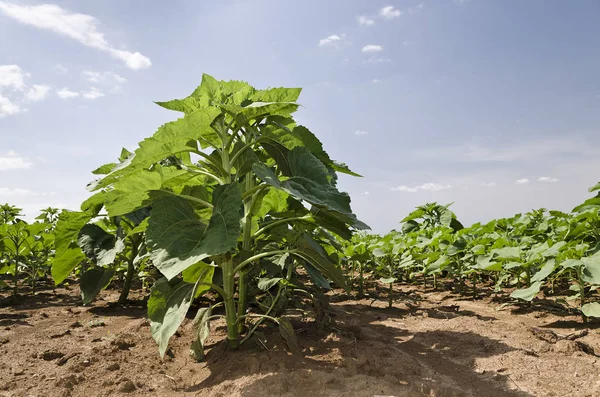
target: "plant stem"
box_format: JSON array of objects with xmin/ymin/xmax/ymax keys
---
[
  {"xmin": 358, "ymin": 262, "xmax": 364, "ymax": 298},
  {"xmin": 119, "ymin": 237, "xmax": 139, "ymax": 304},
  {"xmin": 222, "ymin": 255, "xmax": 239, "ymax": 348},
  {"xmin": 119, "ymin": 259, "xmax": 135, "ymax": 304},
  {"xmin": 13, "ymin": 246, "xmax": 19, "ymax": 298},
  {"xmin": 388, "ymin": 282, "xmax": 393, "ymax": 308}
]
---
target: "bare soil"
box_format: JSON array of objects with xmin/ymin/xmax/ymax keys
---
[{"xmin": 1, "ymin": 283, "xmax": 599, "ymax": 397}]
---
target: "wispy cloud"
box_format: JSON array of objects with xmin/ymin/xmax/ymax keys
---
[
  {"xmin": 25, "ymin": 84, "xmax": 51, "ymax": 102},
  {"xmin": 0, "ymin": 187, "xmax": 57, "ymax": 197},
  {"xmin": 0, "ymin": 64, "xmax": 27, "ymax": 90},
  {"xmin": 0, "ymin": 65, "xmax": 52, "ymax": 114},
  {"xmin": 360, "ymin": 191, "xmax": 370, "ymax": 196},
  {"xmin": 480, "ymin": 182, "xmax": 497, "ymax": 187},
  {"xmin": 357, "ymin": 15, "xmax": 374, "ymax": 26},
  {"xmin": 81, "ymin": 87, "xmax": 104, "ymax": 100},
  {"xmin": 391, "ymin": 183, "xmax": 453, "ymax": 193},
  {"xmin": 538, "ymin": 176, "xmax": 559, "ymax": 183},
  {"xmin": 411, "ymin": 138, "xmax": 600, "ymax": 164},
  {"xmin": 318, "ymin": 34, "xmax": 346, "ymax": 48},
  {"xmin": 0, "ymin": 187, "xmax": 37, "ymax": 197},
  {"xmin": 0, "ymin": 95, "xmax": 20, "ymax": 117},
  {"xmin": 56, "ymin": 88, "xmax": 79, "ymax": 99},
  {"xmin": 0, "ymin": 2, "xmax": 151, "ymax": 70},
  {"xmin": 515, "ymin": 178, "xmax": 530, "ymax": 185},
  {"xmin": 355, "ymin": 130, "xmax": 369, "ymax": 136},
  {"xmin": 372, "ymin": 79, "xmax": 381, "ymax": 83},
  {"xmin": 82, "ymin": 70, "xmax": 126, "ymax": 84},
  {"xmin": 0, "ymin": 151, "xmax": 33, "ymax": 171},
  {"xmin": 362, "ymin": 57, "xmax": 391, "ymax": 65},
  {"xmin": 54, "ymin": 64, "xmax": 68, "ymax": 75},
  {"xmin": 362, "ymin": 44, "xmax": 383, "ymax": 53},
  {"xmin": 380, "ymin": 5, "xmax": 402, "ymax": 19}
]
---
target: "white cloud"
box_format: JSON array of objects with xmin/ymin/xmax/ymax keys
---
[
  {"xmin": 372, "ymin": 79, "xmax": 381, "ymax": 83},
  {"xmin": 81, "ymin": 87, "xmax": 104, "ymax": 100},
  {"xmin": 318, "ymin": 34, "xmax": 346, "ymax": 47},
  {"xmin": 411, "ymin": 138, "xmax": 600, "ymax": 164},
  {"xmin": 0, "ymin": 187, "xmax": 56, "ymax": 198},
  {"xmin": 0, "ymin": 187, "xmax": 37, "ymax": 197},
  {"xmin": 0, "ymin": 151, "xmax": 33, "ymax": 170},
  {"xmin": 0, "ymin": 95, "xmax": 20, "ymax": 117},
  {"xmin": 515, "ymin": 178, "xmax": 530, "ymax": 185},
  {"xmin": 363, "ymin": 57, "xmax": 391, "ymax": 65},
  {"xmin": 362, "ymin": 44, "xmax": 383, "ymax": 53},
  {"xmin": 25, "ymin": 84, "xmax": 51, "ymax": 102},
  {"xmin": 0, "ymin": 2, "xmax": 152, "ymax": 70},
  {"xmin": 355, "ymin": 130, "xmax": 369, "ymax": 136},
  {"xmin": 391, "ymin": 183, "xmax": 453, "ymax": 193},
  {"xmin": 358, "ymin": 15, "xmax": 374, "ymax": 26},
  {"xmin": 54, "ymin": 64, "xmax": 68, "ymax": 74},
  {"xmin": 0, "ymin": 64, "xmax": 27, "ymax": 91},
  {"xmin": 408, "ymin": 4, "xmax": 425, "ymax": 14},
  {"xmin": 56, "ymin": 88, "xmax": 79, "ymax": 99},
  {"xmin": 360, "ymin": 191, "xmax": 370, "ymax": 196},
  {"xmin": 480, "ymin": 182, "xmax": 497, "ymax": 187},
  {"xmin": 538, "ymin": 176, "xmax": 559, "ymax": 183},
  {"xmin": 380, "ymin": 5, "xmax": 402, "ymax": 19},
  {"xmin": 82, "ymin": 70, "xmax": 126, "ymax": 84}
]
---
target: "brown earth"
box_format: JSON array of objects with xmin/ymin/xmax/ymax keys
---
[{"xmin": 1, "ymin": 283, "xmax": 599, "ymax": 397}]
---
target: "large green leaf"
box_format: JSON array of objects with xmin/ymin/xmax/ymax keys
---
[
  {"xmin": 190, "ymin": 306, "xmax": 212, "ymax": 361},
  {"xmin": 291, "ymin": 234, "xmax": 347, "ymax": 291},
  {"xmin": 147, "ymin": 278, "xmax": 196, "ymax": 358},
  {"xmin": 147, "ymin": 183, "xmax": 243, "ymax": 279},
  {"xmin": 182, "ymin": 261, "xmax": 215, "ymax": 298},
  {"xmin": 90, "ymin": 108, "xmax": 220, "ymax": 191},
  {"xmin": 581, "ymin": 302, "xmax": 600, "ymax": 318},
  {"xmin": 510, "ymin": 281, "xmax": 543, "ymax": 302},
  {"xmin": 531, "ymin": 259, "xmax": 557, "ymax": 283},
  {"xmin": 253, "ymin": 147, "xmax": 368, "ymax": 230},
  {"xmin": 492, "ymin": 246, "xmax": 522, "ymax": 260},
  {"xmin": 52, "ymin": 211, "xmax": 94, "ymax": 284},
  {"xmin": 80, "ymin": 267, "xmax": 115, "ymax": 304},
  {"xmin": 104, "ymin": 170, "xmax": 162, "ymax": 216},
  {"xmin": 77, "ymin": 224, "xmax": 125, "ymax": 266}
]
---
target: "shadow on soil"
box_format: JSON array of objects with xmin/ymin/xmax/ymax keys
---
[{"xmin": 182, "ymin": 300, "xmax": 534, "ymax": 397}]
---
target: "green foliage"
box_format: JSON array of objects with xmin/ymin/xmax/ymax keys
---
[{"xmin": 81, "ymin": 73, "xmax": 366, "ymax": 357}]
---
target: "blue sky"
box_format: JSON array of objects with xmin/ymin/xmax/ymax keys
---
[{"xmin": 1, "ymin": 0, "xmax": 599, "ymax": 233}]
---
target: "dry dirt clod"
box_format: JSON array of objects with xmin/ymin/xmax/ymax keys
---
[
  {"xmin": 68, "ymin": 321, "xmax": 82, "ymax": 328},
  {"xmin": 118, "ymin": 380, "xmax": 136, "ymax": 393},
  {"xmin": 39, "ymin": 350, "xmax": 65, "ymax": 361},
  {"xmin": 106, "ymin": 363, "xmax": 120, "ymax": 371}
]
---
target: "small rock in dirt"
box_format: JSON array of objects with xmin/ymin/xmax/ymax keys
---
[
  {"xmin": 110, "ymin": 334, "xmax": 136, "ymax": 350},
  {"xmin": 40, "ymin": 351, "xmax": 65, "ymax": 361},
  {"xmin": 106, "ymin": 363, "xmax": 120, "ymax": 371},
  {"xmin": 88, "ymin": 319, "xmax": 106, "ymax": 328},
  {"xmin": 12, "ymin": 367, "xmax": 25, "ymax": 376},
  {"xmin": 50, "ymin": 329, "xmax": 71, "ymax": 339},
  {"xmin": 0, "ymin": 336, "xmax": 8, "ymax": 345},
  {"xmin": 69, "ymin": 321, "xmax": 82, "ymax": 328},
  {"xmin": 118, "ymin": 380, "xmax": 136, "ymax": 393},
  {"xmin": 40, "ymin": 312, "xmax": 49, "ymax": 318},
  {"xmin": 55, "ymin": 374, "xmax": 80, "ymax": 390}
]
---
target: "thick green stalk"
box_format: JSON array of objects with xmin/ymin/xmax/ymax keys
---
[
  {"xmin": 237, "ymin": 173, "xmax": 254, "ymax": 333},
  {"xmin": 358, "ymin": 262, "xmax": 364, "ymax": 298},
  {"xmin": 222, "ymin": 255, "xmax": 239, "ymax": 348},
  {"xmin": 13, "ymin": 246, "xmax": 19, "ymax": 298},
  {"xmin": 118, "ymin": 238, "xmax": 139, "ymax": 304}
]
